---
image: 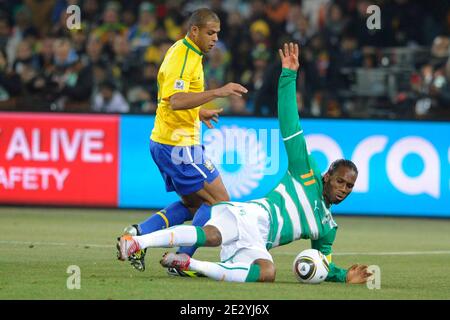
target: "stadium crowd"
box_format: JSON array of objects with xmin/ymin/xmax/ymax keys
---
[{"xmin": 0, "ymin": 0, "xmax": 449, "ymax": 119}]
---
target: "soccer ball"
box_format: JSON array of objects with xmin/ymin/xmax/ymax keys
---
[{"xmin": 293, "ymin": 249, "xmax": 330, "ymax": 284}]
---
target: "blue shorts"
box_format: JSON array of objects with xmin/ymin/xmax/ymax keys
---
[{"xmin": 150, "ymin": 140, "xmax": 220, "ymax": 196}]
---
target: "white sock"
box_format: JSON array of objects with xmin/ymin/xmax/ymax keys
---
[
  {"xmin": 189, "ymin": 259, "xmax": 256, "ymax": 283},
  {"xmin": 134, "ymin": 225, "xmax": 197, "ymax": 249}
]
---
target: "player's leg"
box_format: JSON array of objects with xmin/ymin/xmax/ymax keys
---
[
  {"xmin": 160, "ymin": 251, "xmax": 276, "ymax": 283},
  {"xmin": 129, "ymin": 142, "xmax": 201, "ymax": 236},
  {"xmin": 176, "ymin": 175, "xmax": 229, "ymax": 257},
  {"xmin": 134, "ymin": 201, "xmax": 195, "ymax": 236},
  {"xmin": 164, "ymin": 204, "xmax": 276, "ymax": 283},
  {"xmin": 120, "ymin": 200, "xmax": 194, "ymax": 272},
  {"xmin": 122, "ymin": 184, "xmax": 202, "ymax": 261},
  {"xmin": 176, "ymin": 202, "xmax": 276, "ymax": 282},
  {"xmin": 118, "ymin": 224, "xmax": 224, "ymax": 259},
  {"xmin": 118, "ymin": 204, "xmax": 237, "ymax": 261},
  {"xmin": 119, "ymin": 142, "xmax": 201, "ymax": 271}
]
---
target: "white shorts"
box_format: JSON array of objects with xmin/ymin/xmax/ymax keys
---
[{"xmin": 205, "ymin": 201, "xmax": 273, "ymax": 264}]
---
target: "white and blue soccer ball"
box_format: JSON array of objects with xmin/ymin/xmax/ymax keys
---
[{"xmin": 293, "ymin": 249, "xmax": 330, "ymax": 284}]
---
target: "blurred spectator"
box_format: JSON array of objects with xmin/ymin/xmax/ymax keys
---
[
  {"xmin": 224, "ymin": 10, "xmax": 252, "ymax": 83},
  {"xmin": 143, "ymin": 36, "xmax": 172, "ymax": 65},
  {"xmin": 266, "ymin": 0, "xmax": 290, "ymax": 25},
  {"xmin": 67, "ymin": 24, "xmax": 88, "ymax": 57},
  {"xmin": 81, "ymin": 0, "xmax": 101, "ymax": 30},
  {"xmin": 50, "ymin": 3, "xmax": 73, "ymax": 38},
  {"xmin": 0, "ymin": 48, "xmax": 21, "ymax": 107},
  {"xmin": 92, "ymin": 79, "xmax": 129, "ymax": 113},
  {"xmin": 210, "ymin": 0, "xmax": 229, "ymax": 38},
  {"xmin": 12, "ymin": 40, "xmax": 40, "ymax": 74},
  {"xmin": 122, "ymin": 8, "xmax": 137, "ymax": 29},
  {"xmin": 162, "ymin": 1, "xmax": 184, "ymax": 41},
  {"xmin": 25, "ymin": 0, "xmax": 57, "ymax": 37},
  {"xmin": 431, "ymin": 57, "xmax": 450, "ymax": 109},
  {"xmin": 0, "ymin": 0, "xmax": 447, "ymax": 119},
  {"xmin": 128, "ymin": 2, "xmax": 157, "ymax": 55},
  {"xmin": 349, "ymin": 0, "xmax": 388, "ymax": 48},
  {"xmin": 204, "ymin": 42, "xmax": 229, "ymax": 88},
  {"xmin": 126, "ymin": 62, "xmax": 158, "ymax": 113},
  {"xmin": 322, "ymin": 3, "xmax": 348, "ymax": 50},
  {"xmin": 303, "ymin": 34, "xmax": 332, "ymax": 116},
  {"xmin": 49, "ymin": 37, "xmax": 86, "ymax": 111},
  {"xmin": 286, "ymin": 5, "xmax": 314, "ymax": 46},
  {"xmin": 6, "ymin": 5, "xmax": 38, "ymax": 67},
  {"xmin": 253, "ymin": 45, "xmax": 279, "ymax": 116},
  {"xmin": 229, "ymin": 95, "xmax": 251, "ymax": 115},
  {"xmin": 250, "ymin": 19, "xmax": 271, "ymax": 48},
  {"xmin": 92, "ymin": 1, "xmax": 127, "ymax": 51},
  {"xmin": 0, "ymin": 14, "xmax": 11, "ymax": 51},
  {"xmin": 82, "ymin": 34, "xmax": 107, "ymax": 65},
  {"xmin": 430, "ymin": 35, "xmax": 449, "ymax": 67},
  {"xmin": 301, "ymin": 0, "xmax": 329, "ymax": 33},
  {"xmin": 411, "ymin": 35, "xmax": 450, "ymax": 117},
  {"xmin": 110, "ymin": 33, "xmax": 140, "ymax": 93}
]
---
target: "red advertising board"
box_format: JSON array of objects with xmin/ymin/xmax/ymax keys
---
[{"xmin": 0, "ymin": 112, "xmax": 119, "ymax": 206}]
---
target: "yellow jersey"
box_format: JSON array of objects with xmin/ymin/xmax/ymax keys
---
[{"xmin": 151, "ymin": 36, "xmax": 205, "ymax": 146}]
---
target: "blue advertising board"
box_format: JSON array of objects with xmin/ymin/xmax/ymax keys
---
[{"xmin": 119, "ymin": 115, "xmax": 449, "ymax": 217}]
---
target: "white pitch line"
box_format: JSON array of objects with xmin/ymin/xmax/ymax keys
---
[
  {"xmin": 276, "ymin": 250, "xmax": 450, "ymax": 256},
  {"xmin": 1, "ymin": 240, "xmax": 450, "ymax": 256},
  {"xmin": 0, "ymin": 240, "xmax": 113, "ymax": 248}
]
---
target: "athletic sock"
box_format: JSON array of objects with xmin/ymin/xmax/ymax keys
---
[
  {"xmin": 138, "ymin": 201, "xmax": 192, "ymax": 235},
  {"xmin": 188, "ymin": 259, "xmax": 261, "ymax": 282},
  {"xmin": 134, "ymin": 226, "xmax": 206, "ymax": 249},
  {"xmin": 177, "ymin": 204, "xmax": 211, "ymax": 256}
]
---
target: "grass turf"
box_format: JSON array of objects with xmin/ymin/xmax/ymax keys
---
[{"xmin": 0, "ymin": 207, "xmax": 449, "ymax": 300}]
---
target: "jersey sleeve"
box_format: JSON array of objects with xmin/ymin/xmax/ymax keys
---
[
  {"xmin": 160, "ymin": 47, "xmax": 193, "ymax": 101},
  {"xmin": 311, "ymin": 227, "xmax": 348, "ymax": 283},
  {"xmin": 277, "ymin": 68, "xmax": 313, "ymax": 176}
]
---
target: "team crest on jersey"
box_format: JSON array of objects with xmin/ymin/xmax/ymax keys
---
[
  {"xmin": 204, "ymin": 159, "xmax": 215, "ymax": 173},
  {"xmin": 174, "ymin": 79, "xmax": 185, "ymax": 90}
]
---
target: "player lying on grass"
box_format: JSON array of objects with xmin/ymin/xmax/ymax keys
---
[{"xmin": 117, "ymin": 43, "xmax": 372, "ymax": 283}]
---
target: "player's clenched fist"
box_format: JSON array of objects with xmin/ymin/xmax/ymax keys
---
[{"xmin": 214, "ymin": 82, "xmax": 248, "ymax": 97}]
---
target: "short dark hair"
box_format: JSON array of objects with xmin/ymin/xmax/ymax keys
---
[
  {"xmin": 326, "ymin": 159, "xmax": 358, "ymax": 175},
  {"xmin": 187, "ymin": 8, "xmax": 219, "ymax": 29}
]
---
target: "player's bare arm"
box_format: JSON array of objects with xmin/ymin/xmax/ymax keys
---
[{"xmin": 169, "ymin": 83, "xmax": 248, "ymax": 110}]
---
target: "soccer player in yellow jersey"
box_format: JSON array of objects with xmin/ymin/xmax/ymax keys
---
[{"xmin": 120, "ymin": 8, "xmax": 248, "ymax": 275}]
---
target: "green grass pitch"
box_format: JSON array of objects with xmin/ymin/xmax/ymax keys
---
[{"xmin": 1, "ymin": 207, "xmax": 449, "ymax": 300}]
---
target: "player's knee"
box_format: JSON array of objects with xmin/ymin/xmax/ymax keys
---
[
  {"xmin": 181, "ymin": 197, "xmax": 201, "ymax": 215},
  {"xmin": 204, "ymin": 180, "xmax": 230, "ymax": 204},
  {"xmin": 204, "ymin": 192, "xmax": 229, "ymax": 205},
  {"xmin": 255, "ymin": 260, "xmax": 276, "ymax": 282},
  {"xmin": 202, "ymin": 225, "xmax": 222, "ymax": 246}
]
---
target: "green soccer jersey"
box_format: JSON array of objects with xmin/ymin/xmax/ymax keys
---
[{"xmin": 249, "ymin": 68, "xmax": 347, "ymax": 283}]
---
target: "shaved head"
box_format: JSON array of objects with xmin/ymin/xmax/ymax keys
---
[
  {"xmin": 186, "ymin": 8, "xmax": 220, "ymax": 53},
  {"xmin": 187, "ymin": 8, "xmax": 220, "ymax": 30}
]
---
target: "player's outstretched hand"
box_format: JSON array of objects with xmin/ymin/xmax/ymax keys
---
[
  {"xmin": 215, "ymin": 82, "xmax": 248, "ymax": 98},
  {"xmin": 346, "ymin": 264, "xmax": 373, "ymax": 284},
  {"xmin": 200, "ymin": 107, "xmax": 223, "ymax": 129},
  {"xmin": 278, "ymin": 42, "xmax": 299, "ymax": 71}
]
